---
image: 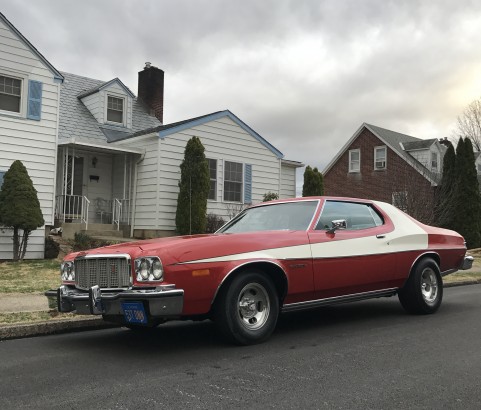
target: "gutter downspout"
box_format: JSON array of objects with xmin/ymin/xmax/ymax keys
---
[{"xmin": 130, "ymin": 152, "xmax": 145, "ymax": 238}]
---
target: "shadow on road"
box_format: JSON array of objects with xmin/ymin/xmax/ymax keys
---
[{"xmin": 46, "ymin": 296, "xmax": 418, "ymax": 356}]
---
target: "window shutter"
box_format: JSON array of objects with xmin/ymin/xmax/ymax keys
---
[
  {"xmin": 244, "ymin": 164, "xmax": 252, "ymax": 204},
  {"xmin": 27, "ymin": 80, "xmax": 42, "ymax": 120}
]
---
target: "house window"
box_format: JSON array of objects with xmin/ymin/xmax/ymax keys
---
[
  {"xmin": 0, "ymin": 170, "xmax": 5, "ymax": 189},
  {"xmin": 431, "ymin": 152, "xmax": 439, "ymax": 171},
  {"xmin": 477, "ymin": 163, "xmax": 481, "ymax": 174},
  {"xmin": 349, "ymin": 149, "xmax": 360, "ymax": 173},
  {"xmin": 374, "ymin": 146, "xmax": 387, "ymax": 170},
  {"xmin": 224, "ymin": 161, "xmax": 243, "ymax": 202},
  {"xmin": 392, "ymin": 191, "xmax": 408, "ymax": 212},
  {"xmin": 107, "ymin": 96, "xmax": 124, "ymax": 123},
  {"xmin": 208, "ymin": 158, "xmax": 217, "ymax": 200},
  {"xmin": 0, "ymin": 75, "xmax": 22, "ymax": 113}
]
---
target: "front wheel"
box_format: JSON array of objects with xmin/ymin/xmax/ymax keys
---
[
  {"xmin": 398, "ymin": 257, "xmax": 443, "ymax": 314},
  {"xmin": 214, "ymin": 272, "xmax": 279, "ymax": 345}
]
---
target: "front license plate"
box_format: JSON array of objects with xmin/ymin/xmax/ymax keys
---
[{"xmin": 121, "ymin": 301, "xmax": 147, "ymax": 324}]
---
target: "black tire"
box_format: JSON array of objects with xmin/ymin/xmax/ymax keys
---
[
  {"xmin": 124, "ymin": 323, "xmax": 159, "ymax": 331},
  {"xmin": 214, "ymin": 271, "xmax": 279, "ymax": 345},
  {"xmin": 398, "ymin": 257, "xmax": 443, "ymax": 314}
]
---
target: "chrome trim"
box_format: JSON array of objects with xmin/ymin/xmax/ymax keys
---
[
  {"xmin": 408, "ymin": 251, "xmax": 440, "ymax": 275},
  {"xmin": 441, "ymin": 268, "xmax": 458, "ymax": 277},
  {"xmin": 210, "ymin": 259, "xmax": 289, "ymax": 305},
  {"xmin": 77, "ymin": 253, "xmax": 132, "ymax": 260},
  {"xmin": 281, "ymin": 288, "xmax": 398, "ymax": 313},
  {"xmin": 461, "ymin": 255, "xmax": 474, "ymax": 270}
]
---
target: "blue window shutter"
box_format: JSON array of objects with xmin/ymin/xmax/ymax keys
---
[
  {"xmin": 0, "ymin": 171, "xmax": 5, "ymax": 189},
  {"xmin": 27, "ymin": 80, "xmax": 42, "ymax": 120},
  {"xmin": 244, "ymin": 164, "xmax": 252, "ymax": 204}
]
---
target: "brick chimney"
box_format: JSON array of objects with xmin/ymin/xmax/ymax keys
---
[{"xmin": 138, "ymin": 62, "xmax": 164, "ymax": 123}]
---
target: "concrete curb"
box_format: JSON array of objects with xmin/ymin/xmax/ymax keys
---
[
  {"xmin": 1, "ymin": 281, "xmax": 479, "ymax": 341},
  {"xmin": 0, "ymin": 316, "xmax": 119, "ymax": 341}
]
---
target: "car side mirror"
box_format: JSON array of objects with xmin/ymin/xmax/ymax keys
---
[{"xmin": 327, "ymin": 219, "xmax": 347, "ymax": 234}]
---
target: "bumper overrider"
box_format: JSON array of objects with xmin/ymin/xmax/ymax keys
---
[{"xmin": 45, "ymin": 285, "xmax": 184, "ymax": 320}]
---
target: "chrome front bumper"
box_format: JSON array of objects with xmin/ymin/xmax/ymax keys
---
[
  {"xmin": 461, "ymin": 255, "xmax": 474, "ymax": 270},
  {"xmin": 45, "ymin": 285, "xmax": 184, "ymax": 318}
]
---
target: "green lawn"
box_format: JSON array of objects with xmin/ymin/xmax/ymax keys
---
[{"xmin": 0, "ymin": 259, "xmax": 61, "ymax": 293}]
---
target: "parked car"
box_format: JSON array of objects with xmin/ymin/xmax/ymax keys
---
[{"xmin": 46, "ymin": 197, "xmax": 473, "ymax": 344}]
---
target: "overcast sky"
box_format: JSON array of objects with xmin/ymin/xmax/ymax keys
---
[{"xmin": 3, "ymin": 0, "xmax": 481, "ymax": 190}]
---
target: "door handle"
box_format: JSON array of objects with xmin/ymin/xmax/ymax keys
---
[{"xmin": 376, "ymin": 234, "xmax": 386, "ymax": 239}]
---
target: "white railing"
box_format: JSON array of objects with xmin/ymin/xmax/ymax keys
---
[
  {"xmin": 82, "ymin": 197, "xmax": 90, "ymax": 230},
  {"xmin": 112, "ymin": 198, "xmax": 122, "ymax": 231},
  {"xmin": 55, "ymin": 195, "xmax": 90, "ymax": 228}
]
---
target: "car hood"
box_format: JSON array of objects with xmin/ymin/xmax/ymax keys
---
[{"xmin": 67, "ymin": 231, "xmax": 309, "ymax": 265}]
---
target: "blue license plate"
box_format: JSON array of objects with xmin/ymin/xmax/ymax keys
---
[{"xmin": 121, "ymin": 301, "xmax": 147, "ymax": 324}]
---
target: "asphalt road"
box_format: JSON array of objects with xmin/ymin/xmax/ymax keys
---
[{"xmin": 1, "ymin": 285, "xmax": 480, "ymax": 410}]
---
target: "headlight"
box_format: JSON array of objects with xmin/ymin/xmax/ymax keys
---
[
  {"xmin": 60, "ymin": 261, "xmax": 75, "ymax": 282},
  {"xmin": 135, "ymin": 257, "xmax": 164, "ymax": 282}
]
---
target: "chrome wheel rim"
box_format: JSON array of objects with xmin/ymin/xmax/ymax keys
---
[
  {"xmin": 421, "ymin": 267, "xmax": 438, "ymax": 305},
  {"xmin": 237, "ymin": 283, "xmax": 270, "ymax": 331}
]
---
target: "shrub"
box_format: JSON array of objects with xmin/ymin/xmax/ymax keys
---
[
  {"xmin": 44, "ymin": 237, "xmax": 60, "ymax": 259},
  {"xmin": 263, "ymin": 192, "xmax": 279, "ymax": 202},
  {"xmin": 71, "ymin": 232, "xmax": 111, "ymax": 251},
  {"xmin": 206, "ymin": 213, "xmax": 225, "ymax": 233}
]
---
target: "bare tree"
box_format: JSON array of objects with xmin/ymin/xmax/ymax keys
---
[
  {"xmin": 224, "ymin": 202, "xmax": 247, "ymax": 220},
  {"xmin": 455, "ymin": 97, "xmax": 481, "ymax": 151},
  {"xmin": 389, "ymin": 159, "xmax": 454, "ymax": 226}
]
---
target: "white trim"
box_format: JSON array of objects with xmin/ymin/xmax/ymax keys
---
[
  {"xmin": 58, "ymin": 139, "xmax": 143, "ymax": 154},
  {"xmin": 0, "ymin": 70, "xmax": 27, "ymax": 118},
  {"xmin": 348, "ymin": 148, "xmax": 361, "ymax": 173}
]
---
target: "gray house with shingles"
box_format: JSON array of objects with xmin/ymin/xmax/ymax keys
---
[{"xmin": 56, "ymin": 64, "xmax": 302, "ymax": 239}]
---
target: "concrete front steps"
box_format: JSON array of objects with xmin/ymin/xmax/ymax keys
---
[{"xmin": 61, "ymin": 222, "xmax": 132, "ymax": 241}]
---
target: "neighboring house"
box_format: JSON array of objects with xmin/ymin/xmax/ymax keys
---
[
  {"xmin": 57, "ymin": 63, "xmax": 303, "ymax": 239},
  {"xmin": 0, "ymin": 13, "xmax": 63, "ymax": 259},
  {"xmin": 323, "ymin": 123, "xmax": 446, "ymax": 223}
]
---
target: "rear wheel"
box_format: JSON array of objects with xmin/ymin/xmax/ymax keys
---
[
  {"xmin": 398, "ymin": 257, "xmax": 443, "ymax": 314},
  {"xmin": 215, "ymin": 271, "xmax": 279, "ymax": 345}
]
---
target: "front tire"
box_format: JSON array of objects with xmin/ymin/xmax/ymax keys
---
[
  {"xmin": 398, "ymin": 257, "xmax": 443, "ymax": 314},
  {"xmin": 215, "ymin": 271, "xmax": 279, "ymax": 345}
]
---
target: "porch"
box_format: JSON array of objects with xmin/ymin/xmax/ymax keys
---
[{"xmin": 55, "ymin": 140, "xmax": 142, "ymax": 239}]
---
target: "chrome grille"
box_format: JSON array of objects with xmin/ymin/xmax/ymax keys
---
[{"xmin": 75, "ymin": 256, "xmax": 131, "ymax": 290}]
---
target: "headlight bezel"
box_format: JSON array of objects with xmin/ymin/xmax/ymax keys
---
[
  {"xmin": 60, "ymin": 261, "xmax": 75, "ymax": 282},
  {"xmin": 134, "ymin": 257, "xmax": 164, "ymax": 282}
]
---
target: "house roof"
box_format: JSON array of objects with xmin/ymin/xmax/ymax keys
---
[
  {"xmin": 112, "ymin": 110, "xmax": 285, "ymax": 159},
  {"xmin": 58, "ymin": 72, "xmax": 161, "ymax": 143},
  {"xmin": 323, "ymin": 123, "xmax": 440, "ymax": 184},
  {"xmin": 77, "ymin": 78, "xmax": 135, "ymax": 99},
  {"xmin": 402, "ymin": 138, "xmax": 437, "ymax": 151},
  {"xmin": 0, "ymin": 13, "xmax": 63, "ymax": 83}
]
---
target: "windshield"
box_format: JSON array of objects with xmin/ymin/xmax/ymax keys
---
[{"xmin": 218, "ymin": 201, "xmax": 318, "ymax": 233}]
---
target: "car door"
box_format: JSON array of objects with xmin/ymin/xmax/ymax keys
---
[{"xmin": 308, "ymin": 199, "xmax": 397, "ymax": 299}]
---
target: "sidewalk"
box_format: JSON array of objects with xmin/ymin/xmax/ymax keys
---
[
  {"xmin": 0, "ymin": 293, "xmax": 48, "ymax": 313},
  {"xmin": 0, "ymin": 292, "xmax": 117, "ymax": 340}
]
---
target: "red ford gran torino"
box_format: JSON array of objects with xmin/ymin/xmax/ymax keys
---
[{"xmin": 46, "ymin": 197, "xmax": 473, "ymax": 344}]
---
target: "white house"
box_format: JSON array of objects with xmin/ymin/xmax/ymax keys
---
[
  {"xmin": 0, "ymin": 13, "xmax": 63, "ymax": 259},
  {"xmin": 56, "ymin": 64, "xmax": 302, "ymax": 239}
]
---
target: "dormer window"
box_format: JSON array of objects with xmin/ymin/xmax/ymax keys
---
[
  {"xmin": 0, "ymin": 75, "xmax": 22, "ymax": 113},
  {"xmin": 107, "ymin": 96, "xmax": 124, "ymax": 124},
  {"xmin": 431, "ymin": 152, "xmax": 439, "ymax": 172}
]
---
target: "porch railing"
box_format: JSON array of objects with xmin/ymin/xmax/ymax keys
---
[
  {"xmin": 55, "ymin": 195, "xmax": 90, "ymax": 229},
  {"xmin": 112, "ymin": 199, "xmax": 121, "ymax": 231}
]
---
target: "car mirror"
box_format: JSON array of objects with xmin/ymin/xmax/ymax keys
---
[{"xmin": 327, "ymin": 219, "xmax": 347, "ymax": 234}]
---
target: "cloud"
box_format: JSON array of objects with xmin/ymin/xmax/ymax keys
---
[{"xmin": 3, "ymin": 0, "xmax": 481, "ymax": 189}]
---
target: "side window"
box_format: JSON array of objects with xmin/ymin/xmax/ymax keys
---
[{"xmin": 316, "ymin": 201, "xmax": 384, "ymax": 230}]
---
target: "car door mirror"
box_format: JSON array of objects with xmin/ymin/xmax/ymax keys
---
[{"xmin": 327, "ymin": 219, "xmax": 347, "ymax": 234}]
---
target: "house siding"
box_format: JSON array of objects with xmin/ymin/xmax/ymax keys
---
[
  {"xmin": 0, "ymin": 18, "xmax": 61, "ymax": 259},
  {"xmin": 119, "ymin": 116, "xmax": 284, "ymax": 234},
  {"xmin": 324, "ymin": 128, "xmax": 433, "ymax": 220},
  {"xmin": 280, "ymin": 164, "xmax": 296, "ymax": 198}
]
